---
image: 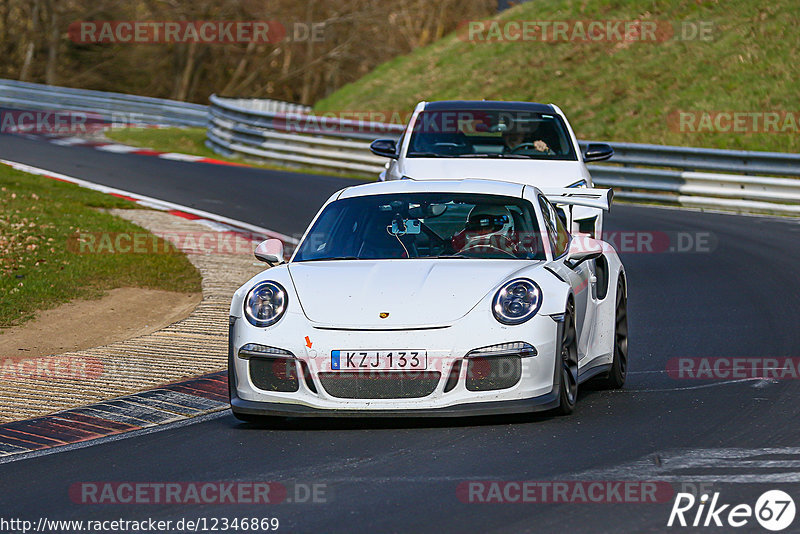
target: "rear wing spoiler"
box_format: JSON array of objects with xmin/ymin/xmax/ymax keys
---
[{"xmin": 540, "ymin": 188, "xmax": 613, "ymax": 212}]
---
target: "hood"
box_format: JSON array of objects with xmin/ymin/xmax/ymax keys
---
[
  {"xmin": 288, "ymin": 259, "xmax": 535, "ymax": 328},
  {"xmin": 401, "ymin": 158, "xmax": 589, "ymax": 188}
]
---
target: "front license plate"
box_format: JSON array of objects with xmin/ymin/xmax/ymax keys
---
[{"xmin": 331, "ymin": 350, "xmax": 427, "ymax": 371}]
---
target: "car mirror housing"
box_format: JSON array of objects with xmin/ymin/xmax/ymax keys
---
[
  {"xmin": 566, "ymin": 236, "xmax": 604, "ymax": 266},
  {"xmin": 370, "ymin": 138, "xmax": 399, "ymax": 158},
  {"xmin": 254, "ymin": 239, "xmax": 285, "ymax": 266},
  {"xmin": 583, "ymin": 143, "xmax": 614, "ymax": 163}
]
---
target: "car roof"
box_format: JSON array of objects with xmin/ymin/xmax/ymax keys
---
[
  {"xmin": 422, "ymin": 100, "xmax": 555, "ymax": 113},
  {"xmin": 337, "ymin": 178, "xmax": 527, "ymax": 200}
]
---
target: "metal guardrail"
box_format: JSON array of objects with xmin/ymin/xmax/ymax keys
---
[
  {"xmin": 583, "ymin": 142, "xmax": 800, "ymax": 214},
  {"xmin": 598, "ymin": 141, "xmax": 800, "ymax": 177},
  {"xmin": 207, "ymin": 95, "xmax": 800, "ymax": 215},
  {"xmin": 0, "ymin": 81, "xmax": 796, "ymax": 216},
  {"xmin": 0, "ymin": 78, "xmax": 208, "ymax": 127},
  {"xmin": 217, "ymin": 97, "xmax": 312, "ymax": 115},
  {"xmin": 207, "ymin": 94, "xmax": 403, "ymax": 174}
]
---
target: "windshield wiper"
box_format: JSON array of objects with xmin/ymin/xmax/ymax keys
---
[
  {"xmin": 456, "ymin": 153, "xmax": 531, "ymax": 159},
  {"xmin": 407, "ymin": 151, "xmax": 444, "ymax": 157},
  {"xmin": 434, "ymin": 254, "xmax": 470, "ymax": 259},
  {"xmin": 298, "ymin": 256, "xmax": 361, "ymax": 262}
]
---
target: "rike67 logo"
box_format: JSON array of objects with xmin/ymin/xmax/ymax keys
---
[{"xmin": 668, "ymin": 490, "xmax": 796, "ymax": 531}]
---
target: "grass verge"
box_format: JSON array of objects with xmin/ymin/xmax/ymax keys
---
[
  {"xmin": 105, "ymin": 127, "xmax": 371, "ymax": 180},
  {"xmin": 106, "ymin": 127, "xmax": 229, "ymax": 161},
  {"xmin": 0, "ymin": 163, "xmax": 201, "ymax": 328},
  {"xmin": 314, "ymin": 0, "xmax": 800, "ymax": 154}
]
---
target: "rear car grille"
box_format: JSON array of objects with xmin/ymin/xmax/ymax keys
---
[
  {"xmin": 249, "ymin": 357, "xmax": 299, "ymax": 392},
  {"xmin": 318, "ymin": 371, "xmax": 441, "ymax": 399},
  {"xmin": 466, "ymin": 355, "xmax": 522, "ymax": 391}
]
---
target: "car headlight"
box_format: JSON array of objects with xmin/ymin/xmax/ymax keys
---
[
  {"xmin": 492, "ymin": 279, "xmax": 542, "ymax": 325},
  {"xmin": 238, "ymin": 343, "xmax": 295, "ymax": 359},
  {"xmin": 567, "ymin": 179, "xmax": 588, "ymax": 188},
  {"xmin": 243, "ymin": 281, "xmax": 287, "ymax": 327}
]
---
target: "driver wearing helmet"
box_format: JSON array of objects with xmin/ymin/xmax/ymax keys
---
[{"xmin": 451, "ymin": 204, "xmax": 518, "ymax": 256}]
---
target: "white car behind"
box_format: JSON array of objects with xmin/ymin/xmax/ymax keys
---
[{"xmin": 370, "ymin": 100, "xmax": 614, "ymax": 237}]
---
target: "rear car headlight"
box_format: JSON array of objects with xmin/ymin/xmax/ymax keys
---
[
  {"xmin": 492, "ymin": 279, "xmax": 542, "ymax": 325},
  {"xmin": 244, "ymin": 281, "xmax": 287, "ymax": 327}
]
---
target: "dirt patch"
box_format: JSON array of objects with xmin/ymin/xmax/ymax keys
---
[
  {"xmin": 0, "ymin": 207, "xmax": 263, "ymax": 423},
  {"xmin": 0, "ymin": 288, "xmax": 201, "ymax": 358}
]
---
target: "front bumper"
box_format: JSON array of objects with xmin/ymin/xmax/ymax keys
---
[
  {"xmin": 230, "ymin": 389, "xmax": 560, "ymax": 418},
  {"xmin": 228, "ymin": 310, "xmax": 561, "ymax": 417}
]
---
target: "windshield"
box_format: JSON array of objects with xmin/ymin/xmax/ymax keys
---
[
  {"xmin": 293, "ymin": 193, "xmax": 546, "ymax": 262},
  {"xmin": 406, "ymin": 109, "xmax": 577, "ymax": 160}
]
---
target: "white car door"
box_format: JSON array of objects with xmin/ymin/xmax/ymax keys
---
[{"xmin": 538, "ymin": 196, "xmax": 596, "ymax": 364}]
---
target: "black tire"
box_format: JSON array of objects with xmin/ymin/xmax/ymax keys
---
[
  {"xmin": 555, "ymin": 299, "xmax": 578, "ymax": 415},
  {"xmin": 598, "ymin": 277, "xmax": 628, "ymax": 389}
]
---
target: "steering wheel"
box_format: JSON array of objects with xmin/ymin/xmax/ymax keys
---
[
  {"xmin": 432, "ymin": 142, "xmax": 472, "ymax": 156},
  {"xmin": 459, "ymin": 240, "xmax": 518, "ymax": 258},
  {"xmin": 510, "ymin": 142, "xmax": 554, "ymax": 155}
]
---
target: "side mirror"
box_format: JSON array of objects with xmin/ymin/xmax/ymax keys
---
[
  {"xmin": 370, "ymin": 139, "xmax": 398, "ymax": 158},
  {"xmin": 583, "ymin": 143, "xmax": 614, "ymax": 163},
  {"xmin": 566, "ymin": 236, "xmax": 604, "ymax": 266},
  {"xmin": 254, "ymin": 239, "xmax": 285, "ymax": 266}
]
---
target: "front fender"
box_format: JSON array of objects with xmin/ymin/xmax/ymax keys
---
[{"xmin": 537, "ymin": 268, "xmax": 572, "ymax": 317}]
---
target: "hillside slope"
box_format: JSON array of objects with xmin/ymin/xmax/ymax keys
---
[{"xmin": 315, "ymin": 0, "xmax": 799, "ymax": 152}]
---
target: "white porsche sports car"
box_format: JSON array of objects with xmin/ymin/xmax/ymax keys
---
[{"xmin": 228, "ymin": 179, "xmax": 627, "ymax": 420}]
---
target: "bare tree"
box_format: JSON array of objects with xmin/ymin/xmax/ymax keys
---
[{"xmin": 0, "ymin": 0, "xmax": 495, "ymax": 104}]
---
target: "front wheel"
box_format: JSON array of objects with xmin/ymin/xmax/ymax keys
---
[{"xmin": 555, "ymin": 300, "xmax": 578, "ymax": 415}]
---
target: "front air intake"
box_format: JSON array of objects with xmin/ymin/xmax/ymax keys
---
[
  {"xmin": 249, "ymin": 357, "xmax": 300, "ymax": 392},
  {"xmin": 465, "ymin": 355, "xmax": 522, "ymax": 391},
  {"xmin": 318, "ymin": 371, "xmax": 441, "ymax": 399}
]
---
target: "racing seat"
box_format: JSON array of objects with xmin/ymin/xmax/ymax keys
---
[{"xmin": 452, "ymin": 205, "xmax": 518, "ymax": 256}]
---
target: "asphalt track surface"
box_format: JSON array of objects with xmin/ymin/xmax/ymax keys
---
[{"xmin": 2, "ymin": 132, "xmax": 800, "ymax": 533}]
